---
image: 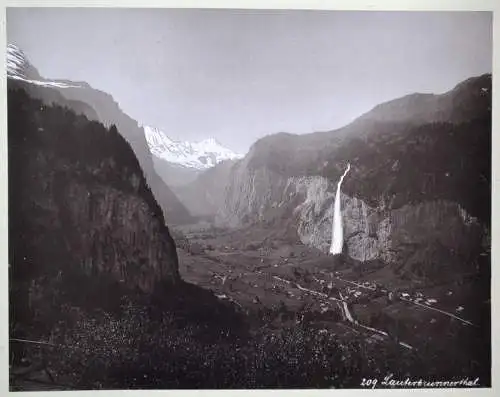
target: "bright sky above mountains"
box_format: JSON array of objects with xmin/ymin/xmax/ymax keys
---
[{"xmin": 7, "ymin": 8, "xmax": 492, "ymax": 152}]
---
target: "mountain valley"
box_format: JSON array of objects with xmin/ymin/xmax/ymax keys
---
[{"xmin": 7, "ymin": 42, "xmax": 491, "ymax": 390}]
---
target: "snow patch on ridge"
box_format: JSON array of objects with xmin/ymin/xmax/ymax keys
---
[{"xmin": 7, "ymin": 43, "xmax": 81, "ymax": 88}]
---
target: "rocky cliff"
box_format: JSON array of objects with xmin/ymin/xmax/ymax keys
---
[
  {"xmin": 7, "ymin": 44, "xmax": 192, "ymax": 225},
  {"xmin": 8, "ymin": 88, "xmax": 180, "ymax": 299},
  {"xmin": 176, "ymin": 159, "xmax": 240, "ymax": 218},
  {"xmin": 286, "ymin": 176, "xmax": 484, "ymax": 275},
  {"xmin": 184, "ymin": 74, "xmax": 491, "ymax": 279}
]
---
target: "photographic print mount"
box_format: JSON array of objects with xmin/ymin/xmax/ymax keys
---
[{"xmin": 5, "ymin": 5, "xmax": 493, "ymax": 391}]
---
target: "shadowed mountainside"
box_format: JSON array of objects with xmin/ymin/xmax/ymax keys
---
[
  {"xmin": 7, "ymin": 44, "xmax": 192, "ymax": 225},
  {"xmin": 8, "ymin": 89, "xmax": 421, "ymax": 390},
  {"xmin": 8, "ymin": 87, "xmax": 253, "ymax": 388},
  {"xmin": 180, "ymin": 74, "xmax": 491, "ymax": 282},
  {"xmin": 8, "ymin": 87, "xmax": 180, "ymax": 306}
]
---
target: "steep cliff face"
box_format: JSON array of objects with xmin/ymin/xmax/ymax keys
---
[
  {"xmin": 59, "ymin": 86, "xmax": 193, "ymax": 225},
  {"xmin": 7, "ymin": 45, "xmax": 192, "ymax": 225},
  {"xmin": 9, "ymin": 88, "xmax": 180, "ymax": 295},
  {"xmin": 185, "ymin": 74, "xmax": 490, "ymax": 279},
  {"xmin": 214, "ymin": 168, "xmax": 485, "ymax": 279},
  {"xmin": 153, "ymin": 156, "xmax": 201, "ymax": 188},
  {"xmin": 47, "ymin": 182, "xmax": 178, "ymax": 292},
  {"xmin": 177, "ymin": 159, "xmax": 240, "ymax": 219},
  {"xmin": 287, "ymin": 175, "xmax": 484, "ymax": 268},
  {"xmin": 220, "ymin": 161, "xmax": 288, "ymax": 226}
]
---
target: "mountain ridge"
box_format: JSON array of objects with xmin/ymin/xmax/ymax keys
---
[
  {"xmin": 179, "ymin": 73, "xmax": 491, "ymax": 281},
  {"xmin": 6, "ymin": 43, "xmax": 193, "ymax": 225},
  {"xmin": 144, "ymin": 125, "xmax": 244, "ymax": 171}
]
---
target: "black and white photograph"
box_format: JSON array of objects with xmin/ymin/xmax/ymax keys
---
[{"xmin": 5, "ymin": 4, "xmax": 493, "ymax": 391}]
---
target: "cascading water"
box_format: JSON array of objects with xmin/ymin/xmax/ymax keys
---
[{"xmin": 329, "ymin": 163, "xmax": 351, "ymax": 255}]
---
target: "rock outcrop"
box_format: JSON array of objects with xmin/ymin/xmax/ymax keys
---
[
  {"xmin": 182, "ymin": 74, "xmax": 491, "ymax": 280},
  {"xmin": 288, "ymin": 176, "xmax": 484, "ymax": 267},
  {"xmin": 176, "ymin": 159, "xmax": 240, "ymax": 219},
  {"xmin": 214, "ymin": 169, "xmax": 485, "ymax": 278},
  {"xmin": 7, "ymin": 44, "xmax": 192, "ymax": 225},
  {"xmin": 8, "ymin": 88, "xmax": 180, "ymax": 294}
]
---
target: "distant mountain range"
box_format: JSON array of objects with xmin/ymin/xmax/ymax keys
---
[
  {"xmin": 8, "ymin": 42, "xmax": 242, "ymax": 172},
  {"xmin": 7, "ymin": 42, "xmax": 491, "ymax": 284},
  {"xmin": 7, "ymin": 43, "xmax": 193, "ymax": 225},
  {"xmin": 144, "ymin": 126, "xmax": 243, "ymax": 171}
]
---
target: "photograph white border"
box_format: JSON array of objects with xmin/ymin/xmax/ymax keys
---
[{"xmin": 0, "ymin": 0, "xmax": 497, "ymax": 396}]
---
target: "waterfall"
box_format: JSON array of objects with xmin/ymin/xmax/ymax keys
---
[{"xmin": 329, "ymin": 163, "xmax": 351, "ymax": 255}]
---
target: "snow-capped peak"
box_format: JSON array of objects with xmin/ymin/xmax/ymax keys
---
[
  {"xmin": 7, "ymin": 43, "xmax": 80, "ymax": 88},
  {"xmin": 7, "ymin": 44, "xmax": 29, "ymax": 78},
  {"xmin": 143, "ymin": 125, "xmax": 244, "ymax": 170}
]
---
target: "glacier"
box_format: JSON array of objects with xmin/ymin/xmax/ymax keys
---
[{"xmin": 143, "ymin": 125, "xmax": 244, "ymax": 170}]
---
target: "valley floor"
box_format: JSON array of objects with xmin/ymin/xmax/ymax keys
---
[
  {"xmin": 175, "ymin": 222, "xmax": 491, "ymax": 386},
  {"xmin": 10, "ymin": 222, "xmax": 491, "ymax": 390}
]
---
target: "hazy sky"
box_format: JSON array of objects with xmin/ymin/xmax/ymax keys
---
[{"xmin": 7, "ymin": 8, "xmax": 492, "ymax": 152}]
